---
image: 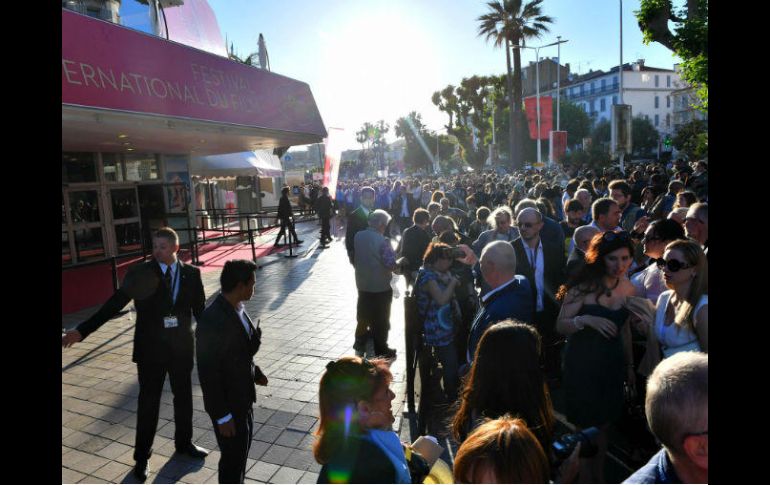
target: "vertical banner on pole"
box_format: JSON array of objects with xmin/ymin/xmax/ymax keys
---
[
  {"xmin": 323, "ymin": 127, "xmax": 344, "ymax": 200},
  {"xmin": 611, "ymin": 104, "xmax": 633, "ymax": 157},
  {"xmin": 524, "ymin": 96, "xmax": 553, "ymax": 139},
  {"xmin": 549, "ymin": 131, "xmax": 568, "ymax": 163}
]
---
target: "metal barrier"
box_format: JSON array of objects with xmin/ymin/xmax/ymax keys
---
[{"xmin": 62, "ymin": 250, "xmax": 146, "ymax": 293}]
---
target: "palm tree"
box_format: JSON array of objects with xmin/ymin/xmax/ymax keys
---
[{"xmin": 477, "ymin": 0, "xmax": 553, "ymax": 170}]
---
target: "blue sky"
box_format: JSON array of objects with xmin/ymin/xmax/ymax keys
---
[{"xmin": 208, "ymin": 0, "xmax": 682, "ymax": 151}]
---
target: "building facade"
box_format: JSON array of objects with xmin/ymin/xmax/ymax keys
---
[
  {"xmin": 541, "ymin": 60, "xmax": 681, "ymax": 140},
  {"xmin": 62, "ymin": 0, "xmax": 325, "ymax": 312}
]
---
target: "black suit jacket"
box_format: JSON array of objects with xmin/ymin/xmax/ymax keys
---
[
  {"xmin": 315, "ymin": 194, "xmax": 333, "ymax": 218},
  {"xmin": 398, "ymin": 224, "xmax": 431, "ymax": 272},
  {"xmin": 390, "ymin": 193, "xmax": 416, "ymax": 219},
  {"xmin": 512, "ymin": 237, "xmax": 566, "ymax": 318},
  {"xmin": 345, "ymin": 206, "xmax": 370, "ymax": 263},
  {"xmin": 196, "ymin": 294, "xmax": 262, "ymax": 420},
  {"xmin": 78, "ymin": 260, "xmax": 206, "ymax": 365},
  {"xmin": 278, "ymin": 194, "xmax": 293, "ymax": 219}
]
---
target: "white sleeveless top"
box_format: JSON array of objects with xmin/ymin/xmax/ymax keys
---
[{"xmin": 654, "ymin": 290, "xmax": 707, "ymax": 357}]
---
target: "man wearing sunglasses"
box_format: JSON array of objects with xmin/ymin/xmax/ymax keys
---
[
  {"xmin": 512, "ymin": 208, "xmax": 566, "ymax": 379},
  {"xmin": 623, "ymin": 352, "xmax": 708, "ymax": 484}
]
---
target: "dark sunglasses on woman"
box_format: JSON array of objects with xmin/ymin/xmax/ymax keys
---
[{"xmin": 654, "ymin": 258, "xmax": 692, "ymax": 272}]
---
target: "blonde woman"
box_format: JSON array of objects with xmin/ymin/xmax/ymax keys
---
[{"xmin": 653, "ymin": 239, "xmax": 708, "ymax": 357}]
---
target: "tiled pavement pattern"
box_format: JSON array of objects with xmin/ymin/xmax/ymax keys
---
[{"xmin": 62, "ymin": 219, "xmax": 411, "ymax": 484}]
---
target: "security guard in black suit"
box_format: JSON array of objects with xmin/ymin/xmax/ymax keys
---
[
  {"xmin": 196, "ymin": 259, "xmax": 263, "ymax": 484},
  {"xmin": 63, "ymin": 227, "xmax": 208, "ymax": 481}
]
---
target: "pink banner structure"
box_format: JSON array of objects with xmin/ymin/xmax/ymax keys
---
[
  {"xmin": 524, "ymin": 96, "xmax": 553, "ymax": 140},
  {"xmin": 323, "ymin": 128, "xmax": 344, "ymax": 199},
  {"xmin": 62, "ymin": 9, "xmax": 326, "ymax": 138},
  {"xmin": 163, "ymin": 0, "xmax": 228, "ymax": 58},
  {"xmin": 549, "ymin": 131, "xmax": 568, "ymax": 163}
]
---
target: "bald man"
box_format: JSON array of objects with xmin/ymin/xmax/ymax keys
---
[
  {"xmin": 512, "ymin": 208, "xmax": 566, "ymax": 379},
  {"xmin": 467, "ymin": 241, "xmax": 533, "ymax": 362}
]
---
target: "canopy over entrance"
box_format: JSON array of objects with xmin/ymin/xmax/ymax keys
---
[{"xmin": 190, "ymin": 150, "xmax": 283, "ymax": 178}]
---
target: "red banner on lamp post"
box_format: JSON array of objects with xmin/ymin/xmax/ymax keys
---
[
  {"xmin": 550, "ymin": 131, "xmax": 568, "ymax": 163},
  {"xmin": 524, "ymin": 96, "xmax": 553, "ymax": 140}
]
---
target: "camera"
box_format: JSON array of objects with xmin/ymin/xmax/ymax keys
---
[{"xmin": 552, "ymin": 427, "xmax": 599, "ymax": 460}]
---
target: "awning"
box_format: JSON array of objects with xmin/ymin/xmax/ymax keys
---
[{"xmin": 190, "ymin": 150, "xmax": 284, "ymax": 178}]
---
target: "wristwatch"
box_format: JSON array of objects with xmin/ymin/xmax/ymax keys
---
[{"xmin": 573, "ymin": 316, "xmax": 585, "ymax": 330}]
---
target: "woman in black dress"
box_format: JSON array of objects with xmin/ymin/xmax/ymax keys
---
[{"xmin": 556, "ymin": 230, "xmax": 637, "ymax": 483}]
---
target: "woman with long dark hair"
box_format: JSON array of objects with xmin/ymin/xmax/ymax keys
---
[
  {"xmin": 451, "ymin": 321, "xmax": 554, "ymax": 456},
  {"xmin": 556, "ymin": 230, "xmax": 637, "ymax": 483}
]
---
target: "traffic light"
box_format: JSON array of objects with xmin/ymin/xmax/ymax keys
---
[{"xmin": 663, "ymin": 135, "xmax": 672, "ymax": 148}]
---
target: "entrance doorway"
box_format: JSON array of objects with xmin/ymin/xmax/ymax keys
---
[{"xmin": 137, "ymin": 184, "xmax": 165, "ymax": 251}]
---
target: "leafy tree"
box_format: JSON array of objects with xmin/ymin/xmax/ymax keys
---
[
  {"xmin": 591, "ymin": 116, "xmax": 659, "ymax": 157},
  {"xmin": 672, "ymin": 119, "xmax": 708, "ymax": 160},
  {"xmin": 431, "ymin": 76, "xmax": 500, "ymax": 172},
  {"xmin": 554, "ymin": 100, "xmax": 592, "ymax": 147},
  {"xmin": 477, "ymin": 0, "xmax": 554, "ymax": 170},
  {"xmin": 636, "ymin": 0, "xmax": 707, "ymax": 109},
  {"xmin": 631, "ymin": 116, "xmax": 660, "ymax": 157},
  {"xmin": 394, "ymin": 112, "xmax": 433, "ymax": 173}
]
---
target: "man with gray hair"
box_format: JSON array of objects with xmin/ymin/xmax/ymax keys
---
[
  {"xmin": 624, "ymin": 352, "xmax": 708, "ymax": 484},
  {"xmin": 684, "ymin": 202, "xmax": 708, "ymax": 260},
  {"xmin": 353, "ymin": 209, "xmax": 398, "ymax": 359},
  {"xmin": 466, "ymin": 240, "xmax": 533, "ymax": 362},
  {"xmin": 565, "ymin": 225, "xmax": 601, "ymax": 280}
]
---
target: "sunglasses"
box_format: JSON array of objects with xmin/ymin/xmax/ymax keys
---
[
  {"xmin": 601, "ymin": 231, "xmax": 631, "ymax": 242},
  {"xmin": 654, "ymin": 258, "xmax": 692, "ymax": 272}
]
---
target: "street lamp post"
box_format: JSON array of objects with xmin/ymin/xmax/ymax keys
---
[{"xmin": 511, "ymin": 38, "xmax": 568, "ymax": 167}]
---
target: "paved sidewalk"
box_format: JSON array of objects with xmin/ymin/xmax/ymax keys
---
[{"xmin": 62, "ymin": 219, "xmax": 410, "ymax": 484}]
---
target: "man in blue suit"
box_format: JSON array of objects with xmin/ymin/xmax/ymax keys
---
[{"xmin": 466, "ymin": 240, "xmax": 534, "ymax": 363}]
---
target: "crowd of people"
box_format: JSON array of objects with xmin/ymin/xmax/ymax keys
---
[
  {"xmin": 61, "ymin": 158, "xmax": 708, "ymax": 484},
  {"xmin": 329, "ymin": 158, "xmax": 708, "ymax": 483}
]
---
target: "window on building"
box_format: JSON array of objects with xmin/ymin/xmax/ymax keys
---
[
  {"xmin": 655, "ymin": 96, "xmax": 659, "ymax": 109},
  {"xmin": 600, "ymin": 98, "xmax": 606, "ymax": 111},
  {"xmin": 62, "ymin": 152, "xmax": 98, "ymax": 184},
  {"xmin": 591, "ymin": 82, "xmax": 595, "ymax": 94},
  {"xmin": 655, "ymin": 75, "xmax": 659, "ymax": 87},
  {"xmin": 613, "ymin": 76, "xmax": 618, "ymax": 89},
  {"xmin": 123, "ymin": 153, "xmax": 159, "ymax": 182},
  {"xmin": 601, "ymin": 79, "xmax": 606, "ymax": 91},
  {"xmin": 667, "ymin": 96, "xmax": 671, "ymax": 108},
  {"xmin": 580, "ymin": 85, "xmax": 584, "ymax": 95},
  {"xmin": 666, "ymin": 114, "xmax": 671, "ymax": 127},
  {"xmin": 613, "ymin": 95, "xmax": 618, "ymax": 105},
  {"xmin": 655, "ymin": 114, "xmax": 659, "ymax": 126},
  {"xmin": 589, "ymin": 100, "xmax": 595, "ymax": 113},
  {"xmin": 667, "ymin": 75, "xmax": 671, "ymax": 87}
]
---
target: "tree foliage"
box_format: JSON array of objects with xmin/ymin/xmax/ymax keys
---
[
  {"xmin": 636, "ymin": 0, "xmax": 707, "ymax": 109},
  {"xmin": 590, "ymin": 116, "xmax": 660, "ymax": 156},
  {"xmin": 394, "ymin": 112, "xmax": 454, "ymax": 173},
  {"xmin": 672, "ymin": 119, "xmax": 708, "ymax": 160},
  {"xmin": 431, "ymin": 75, "xmax": 506, "ymax": 171},
  {"xmin": 477, "ymin": 0, "xmax": 554, "ymax": 170}
]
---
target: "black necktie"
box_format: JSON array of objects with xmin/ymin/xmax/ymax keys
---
[{"xmin": 164, "ymin": 267, "xmax": 172, "ymax": 291}]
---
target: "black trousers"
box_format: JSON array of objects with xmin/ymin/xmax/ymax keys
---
[
  {"xmin": 355, "ymin": 289, "xmax": 393, "ymax": 355},
  {"xmin": 134, "ymin": 360, "xmax": 193, "ymax": 461},
  {"xmin": 274, "ymin": 217, "xmax": 298, "ymax": 245},
  {"xmin": 212, "ymin": 408, "xmax": 254, "ymax": 484},
  {"xmin": 534, "ymin": 310, "xmax": 563, "ymax": 378},
  {"xmin": 320, "ymin": 216, "xmax": 331, "ymax": 241}
]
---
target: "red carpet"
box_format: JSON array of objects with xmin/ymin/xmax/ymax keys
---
[{"xmin": 62, "ymin": 227, "xmax": 290, "ymax": 314}]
